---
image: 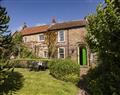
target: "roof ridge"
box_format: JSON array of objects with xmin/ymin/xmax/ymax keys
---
[
  {"xmin": 53, "ymin": 19, "xmax": 86, "ymax": 24},
  {"xmin": 23, "ymin": 24, "xmax": 49, "ymax": 30}
]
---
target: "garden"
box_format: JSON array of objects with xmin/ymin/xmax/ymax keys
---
[
  {"xmin": 1, "ymin": 0, "xmax": 120, "ymax": 95},
  {"xmin": 0, "ymin": 58, "xmax": 80, "ymax": 95},
  {"xmin": 11, "ymin": 68, "xmax": 79, "ymax": 95}
]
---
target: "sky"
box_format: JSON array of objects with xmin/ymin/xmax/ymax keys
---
[{"xmin": 0, "ymin": 0, "xmax": 104, "ymax": 32}]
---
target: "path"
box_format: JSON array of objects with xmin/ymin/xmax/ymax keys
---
[{"xmin": 77, "ymin": 67, "xmax": 90, "ymax": 95}]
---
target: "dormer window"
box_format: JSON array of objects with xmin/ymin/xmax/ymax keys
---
[
  {"xmin": 58, "ymin": 30, "xmax": 65, "ymax": 42},
  {"xmin": 39, "ymin": 34, "xmax": 44, "ymax": 41}
]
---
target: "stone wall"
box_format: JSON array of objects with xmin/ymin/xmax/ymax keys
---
[
  {"xmin": 68, "ymin": 28, "xmax": 87, "ymax": 62},
  {"xmin": 22, "ymin": 27, "xmax": 90, "ymax": 65},
  {"xmin": 52, "ymin": 27, "xmax": 90, "ymax": 65},
  {"xmin": 23, "ymin": 33, "xmax": 48, "ymax": 58}
]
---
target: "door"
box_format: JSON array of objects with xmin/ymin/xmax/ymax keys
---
[{"xmin": 78, "ymin": 47, "xmax": 87, "ymax": 65}]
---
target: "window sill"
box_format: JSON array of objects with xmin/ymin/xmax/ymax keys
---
[
  {"xmin": 39, "ymin": 40, "xmax": 45, "ymax": 42},
  {"xmin": 58, "ymin": 41, "xmax": 65, "ymax": 43}
]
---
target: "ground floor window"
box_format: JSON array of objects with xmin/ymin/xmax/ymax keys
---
[
  {"xmin": 44, "ymin": 51, "xmax": 48, "ymax": 58},
  {"xmin": 58, "ymin": 47, "xmax": 65, "ymax": 58}
]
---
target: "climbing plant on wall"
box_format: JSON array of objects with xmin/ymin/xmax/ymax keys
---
[{"xmin": 45, "ymin": 31, "xmax": 57, "ymax": 58}]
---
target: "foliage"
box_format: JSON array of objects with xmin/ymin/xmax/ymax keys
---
[
  {"xmin": 49, "ymin": 59, "xmax": 80, "ymax": 84},
  {"xmin": 85, "ymin": 63, "xmax": 120, "ymax": 95},
  {"xmin": 11, "ymin": 60, "xmax": 28, "ymax": 68},
  {"xmin": 0, "ymin": 71, "xmax": 24, "ymax": 95},
  {"xmin": 0, "ymin": 60, "xmax": 11, "ymax": 85},
  {"xmin": 10, "ymin": 58, "xmax": 49, "ymax": 68},
  {"xmin": 12, "ymin": 32, "xmax": 22, "ymax": 44},
  {"xmin": 0, "ymin": 6, "xmax": 14, "ymax": 92},
  {"xmin": 85, "ymin": 0, "xmax": 120, "ymax": 95},
  {"xmin": 11, "ymin": 32, "xmax": 22, "ymax": 57},
  {"xmin": 12, "ymin": 58, "xmax": 50, "ymax": 61},
  {"xmin": 105, "ymin": 0, "xmax": 120, "ymax": 12},
  {"xmin": 45, "ymin": 31, "xmax": 57, "ymax": 58},
  {"xmin": 12, "ymin": 32, "xmax": 37, "ymax": 58},
  {"xmin": 0, "ymin": 6, "xmax": 11, "ymax": 59},
  {"xmin": 12, "ymin": 68, "xmax": 78, "ymax": 95},
  {"xmin": 20, "ymin": 44, "xmax": 37, "ymax": 58}
]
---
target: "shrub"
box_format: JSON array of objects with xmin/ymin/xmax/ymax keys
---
[
  {"xmin": 11, "ymin": 59, "xmax": 49, "ymax": 68},
  {"xmin": 11, "ymin": 60, "xmax": 28, "ymax": 68},
  {"xmin": 84, "ymin": 63, "xmax": 120, "ymax": 95},
  {"xmin": 49, "ymin": 59, "xmax": 80, "ymax": 84}
]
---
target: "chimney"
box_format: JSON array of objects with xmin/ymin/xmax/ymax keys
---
[
  {"xmin": 51, "ymin": 16, "xmax": 56, "ymax": 24},
  {"xmin": 22, "ymin": 22, "xmax": 27, "ymax": 29}
]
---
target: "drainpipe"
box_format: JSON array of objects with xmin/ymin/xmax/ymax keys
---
[{"xmin": 67, "ymin": 29, "xmax": 69, "ymax": 57}]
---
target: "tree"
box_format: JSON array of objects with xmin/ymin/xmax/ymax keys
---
[
  {"xmin": 0, "ymin": 6, "xmax": 13, "ymax": 91},
  {"xmin": 85, "ymin": 0, "xmax": 120, "ymax": 95},
  {"xmin": 0, "ymin": 6, "xmax": 12, "ymax": 59},
  {"xmin": 45, "ymin": 31, "xmax": 57, "ymax": 58},
  {"xmin": 105, "ymin": 0, "xmax": 120, "ymax": 11},
  {"xmin": 12, "ymin": 32, "xmax": 37, "ymax": 58},
  {"xmin": 12, "ymin": 31, "xmax": 22, "ymax": 57}
]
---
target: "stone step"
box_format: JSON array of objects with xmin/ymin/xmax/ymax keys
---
[{"xmin": 80, "ymin": 67, "xmax": 90, "ymax": 78}]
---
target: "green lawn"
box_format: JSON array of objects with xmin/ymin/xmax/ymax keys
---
[{"xmin": 13, "ymin": 68, "xmax": 79, "ymax": 95}]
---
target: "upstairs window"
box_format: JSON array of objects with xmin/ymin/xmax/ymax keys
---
[
  {"xmin": 24, "ymin": 37, "xmax": 27, "ymax": 42},
  {"xmin": 58, "ymin": 47, "xmax": 65, "ymax": 58},
  {"xmin": 58, "ymin": 30, "xmax": 65, "ymax": 42},
  {"xmin": 39, "ymin": 34, "xmax": 44, "ymax": 41}
]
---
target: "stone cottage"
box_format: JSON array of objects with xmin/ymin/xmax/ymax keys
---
[{"xmin": 20, "ymin": 19, "xmax": 92, "ymax": 66}]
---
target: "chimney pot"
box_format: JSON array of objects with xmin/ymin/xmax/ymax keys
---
[{"xmin": 52, "ymin": 16, "xmax": 56, "ymax": 23}]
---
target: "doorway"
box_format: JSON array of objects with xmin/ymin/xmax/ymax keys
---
[{"xmin": 78, "ymin": 47, "xmax": 87, "ymax": 65}]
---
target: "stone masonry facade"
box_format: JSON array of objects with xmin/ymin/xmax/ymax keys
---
[{"xmin": 20, "ymin": 19, "xmax": 92, "ymax": 66}]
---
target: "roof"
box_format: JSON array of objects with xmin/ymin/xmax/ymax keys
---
[
  {"xmin": 20, "ymin": 25, "xmax": 49, "ymax": 36},
  {"xmin": 48, "ymin": 20, "xmax": 87, "ymax": 30},
  {"xmin": 20, "ymin": 20, "xmax": 87, "ymax": 36}
]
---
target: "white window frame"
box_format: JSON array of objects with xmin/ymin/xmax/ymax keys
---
[
  {"xmin": 58, "ymin": 47, "xmax": 65, "ymax": 58},
  {"xmin": 43, "ymin": 51, "xmax": 48, "ymax": 58},
  {"xmin": 23, "ymin": 37, "xmax": 27, "ymax": 42},
  {"xmin": 38, "ymin": 34, "xmax": 44, "ymax": 42},
  {"xmin": 58, "ymin": 30, "xmax": 65, "ymax": 42}
]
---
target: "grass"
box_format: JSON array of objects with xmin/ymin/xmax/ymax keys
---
[{"xmin": 13, "ymin": 68, "xmax": 79, "ymax": 95}]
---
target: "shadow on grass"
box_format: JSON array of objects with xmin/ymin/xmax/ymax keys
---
[{"xmin": 0, "ymin": 71, "xmax": 24, "ymax": 95}]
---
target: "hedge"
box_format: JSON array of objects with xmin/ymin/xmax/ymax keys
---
[
  {"xmin": 10, "ymin": 58, "xmax": 50, "ymax": 68},
  {"xmin": 48, "ymin": 59, "xmax": 80, "ymax": 84}
]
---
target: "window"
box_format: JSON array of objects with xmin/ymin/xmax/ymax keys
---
[
  {"xmin": 44, "ymin": 51, "xmax": 48, "ymax": 58},
  {"xmin": 58, "ymin": 47, "xmax": 65, "ymax": 58},
  {"xmin": 24, "ymin": 37, "xmax": 27, "ymax": 42},
  {"xmin": 39, "ymin": 34, "xmax": 44, "ymax": 41},
  {"xmin": 58, "ymin": 30, "xmax": 65, "ymax": 42}
]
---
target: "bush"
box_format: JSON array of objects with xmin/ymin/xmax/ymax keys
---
[
  {"xmin": 20, "ymin": 45, "xmax": 37, "ymax": 58},
  {"xmin": 49, "ymin": 59, "xmax": 80, "ymax": 84},
  {"xmin": 11, "ymin": 59, "xmax": 49, "ymax": 68},
  {"xmin": 11, "ymin": 60, "xmax": 28, "ymax": 68},
  {"xmin": 84, "ymin": 63, "xmax": 120, "ymax": 95}
]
